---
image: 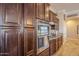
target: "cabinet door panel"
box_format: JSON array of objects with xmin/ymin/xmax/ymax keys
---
[
  {"xmin": 4, "ymin": 4, "xmax": 22, "ymax": 26},
  {"xmin": 24, "ymin": 4, "xmax": 35, "ymax": 27},
  {"xmin": 45, "ymin": 4, "xmax": 50, "ymax": 21},
  {"xmin": 59, "ymin": 36, "xmax": 63, "ymax": 48},
  {"xmin": 0, "ymin": 28, "xmax": 21, "ymax": 56},
  {"xmin": 24, "ymin": 28, "xmax": 35, "ymax": 56},
  {"xmin": 0, "ymin": 4, "xmax": 5, "ymax": 25},
  {"xmin": 49, "ymin": 39, "xmax": 56, "ymax": 55},
  {"xmin": 49, "ymin": 11, "xmax": 52, "ymax": 22},
  {"xmin": 36, "ymin": 3, "xmax": 45, "ymax": 20}
]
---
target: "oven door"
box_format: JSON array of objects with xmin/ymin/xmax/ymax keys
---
[{"xmin": 37, "ymin": 36, "xmax": 49, "ymax": 54}]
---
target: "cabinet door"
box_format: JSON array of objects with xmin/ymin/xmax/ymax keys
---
[
  {"xmin": 24, "ymin": 4, "xmax": 35, "ymax": 27},
  {"xmin": 49, "ymin": 11, "xmax": 53, "ymax": 22},
  {"xmin": 59, "ymin": 36, "xmax": 63, "ymax": 47},
  {"xmin": 49, "ymin": 11, "xmax": 57, "ymax": 22},
  {"xmin": 55, "ymin": 18, "xmax": 59, "ymax": 30},
  {"xmin": 36, "ymin": 3, "xmax": 45, "ymax": 20},
  {"xmin": 0, "ymin": 28, "xmax": 21, "ymax": 56},
  {"xmin": 4, "ymin": 4, "xmax": 22, "ymax": 26},
  {"xmin": 45, "ymin": 4, "xmax": 50, "ymax": 21},
  {"xmin": 24, "ymin": 28, "xmax": 35, "ymax": 56},
  {"xmin": 56, "ymin": 38, "xmax": 58, "ymax": 51},
  {"xmin": 49, "ymin": 39, "xmax": 56, "ymax": 55},
  {"xmin": 0, "ymin": 4, "xmax": 5, "ymax": 25}
]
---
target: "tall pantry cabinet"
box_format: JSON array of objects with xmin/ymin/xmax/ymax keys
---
[
  {"xmin": 23, "ymin": 4, "xmax": 36, "ymax": 56},
  {"xmin": 0, "ymin": 4, "xmax": 22, "ymax": 56},
  {"xmin": 0, "ymin": 3, "xmax": 36, "ymax": 56}
]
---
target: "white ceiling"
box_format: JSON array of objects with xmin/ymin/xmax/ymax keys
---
[{"xmin": 50, "ymin": 3, "xmax": 79, "ymax": 13}]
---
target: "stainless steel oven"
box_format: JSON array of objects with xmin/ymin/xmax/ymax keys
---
[{"xmin": 36, "ymin": 19, "xmax": 50, "ymax": 54}]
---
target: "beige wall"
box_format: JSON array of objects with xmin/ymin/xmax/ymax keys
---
[
  {"xmin": 66, "ymin": 17, "xmax": 79, "ymax": 39},
  {"xmin": 57, "ymin": 11, "xmax": 67, "ymax": 44}
]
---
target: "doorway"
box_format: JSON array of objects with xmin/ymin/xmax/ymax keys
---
[{"xmin": 66, "ymin": 17, "xmax": 79, "ymax": 40}]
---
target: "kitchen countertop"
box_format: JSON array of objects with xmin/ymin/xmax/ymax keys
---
[{"xmin": 49, "ymin": 34, "xmax": 62, "ymax": 40}]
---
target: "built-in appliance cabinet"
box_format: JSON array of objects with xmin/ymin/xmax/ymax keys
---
[
  {"xmin": 24, "ymin": 27, "xmax": 35, "ymax": 56},
  {"xmin": 49, "ymin": 36, "xmax": 63, "ymax": 55},
  {"xmin": 24, "ymin": 4, "xmax": 35, "ymax": 27},
  {"xmin": 0, "ymin": 3, "xmax": 61, "ymax": 56},
  {"xmin": 38, "ymin": 48, "xmax": 49, "ymax": 56},
  {"xmin": 0, "ymin": 3, "xmax": 51, "ymax": 56}
]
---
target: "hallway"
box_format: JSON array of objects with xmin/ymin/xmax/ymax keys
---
[
  {"xmin": 54, "ymin": 15, "xmax": 79, "ymax": 56},
  {"xmin": 55, "ymin": 38, "xmax": 79, "ymax": 56}
]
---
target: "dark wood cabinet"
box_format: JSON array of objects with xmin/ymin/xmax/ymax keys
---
[
  {"xmin": 58, "ymin": 36, "xmax": 63, "ymax": 48},
  {"xmin": 45, "ymin": 4, "xmax": 50, "ymax": 21},
  {"xmin": 35, "ymin": 3, "xmax": 50, "ymax": 21},
  {"xmin": 24, "ymin": 4, "xmax": 36, "ymax": 55},
  {"xmin": 24, "ymin": 4, "xmax": 35, "ymax": 27},
  {"xmin": 0, "ymin": 4, "xmax": 23, "ymax": 56},
  {"xmin": 38, "ymin": 48, "xmax": 49, "ymax": 56},
  {"xmin": 49, "ymin": 36, "xmax": 63, "ymax": 56},
  {"xmin": 49, "ymin": 11, "xmax": 53, "ymax": 22},
  {"xmin": 4, "ymin": 4, "xmax": 22, "ymax": 26},
  {"xmin": 0, "ymin": 3, "xmax": 60, "ymax": 56},
  {"xmin": 36, "ymin": 3, "xmax": 45, "ymax": 20},
  {"xmin": 24, "ymin": 28, "xmax": 35, "ymax": 56},
  {"xmin": 0, "ymin": 4, "xmax": 5, "ymax": 26},
  {"xmin": 49, "ymin": 11, "xmax": 57, "ymax": 22},
  {"xmin": 49, "ymin": 39, "xmax": 56, "ymax": 55},
  {"xmin": 0, "ymin": 3, "xmax": 36, "ymax": 56},
  {"xmin": 56, "ymin": 38, "xmax": 59, "ymax": 51},
  {"xmin": 56, "ymin": 37, "xmax": 63, "ymax": 52},
  {"xmin": 49, "ymin": 10, "xmax": 59, "ymax": 30},
  {"xmin": 0, "ymin": 27, "xmax": 21, "ymax": 56}
]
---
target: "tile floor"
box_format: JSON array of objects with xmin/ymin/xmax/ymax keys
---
[{"xmin": 55, "ymin": 38, "xmax": 79, "ymax": 56}]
